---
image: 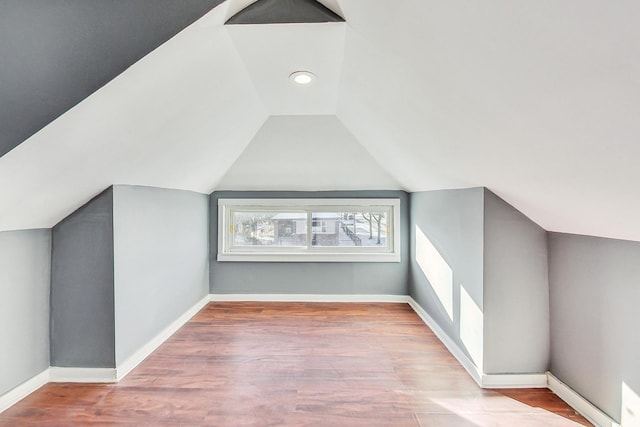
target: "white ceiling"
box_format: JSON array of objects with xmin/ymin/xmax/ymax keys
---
[
  {"xmin": 227, "ymin": 22, "xmax": 346, "ymax": 115},
  {"xmin": 336, "ymin": 0, "xmax": 640, "ymax": 240},
  {"xmin": 0, "ymin": 3, "xmax": 267, "ymax": 231},
  {"xmin": 217, "ymin": 115, "xmax": 401, "ymax": 190},
  {"xmin": 2, "ymin": 0, "xmax": 640, "ymax": 242}
]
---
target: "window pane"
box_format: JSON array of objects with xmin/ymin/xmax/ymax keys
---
[
  {"xmin": 311, "ymin": 212, "xmax": 387, "ymax": 247},
  {"xmin": 232, "ymin": 212, "xmax": 307, "ymax": 247},
  {"xmin": 219, "ymin": 199, "xmax": 400, "ymax": 262}
]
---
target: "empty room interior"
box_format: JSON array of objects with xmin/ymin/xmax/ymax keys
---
[{"xmin": 1, "ymin": 0, "xmax": 639, "ymax": 425}]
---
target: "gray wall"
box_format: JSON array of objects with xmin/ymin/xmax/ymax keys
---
[
  {"xmin": 209, "ymin": 191, "xmax": 409, "ymax": 295},
  {"xmin": 0, "ymin": 0, "xmax": 224, "ymax": 157},
  {"xmin": 0, "ymin": 229, "xmax": 51, "ymax": 396},
  {"xmin": 226, "ymin": 0, "xmax": 344, "ymax": 24},
  {"xmin": 113, "ymin": 185, "xmax": 209, "ymax": 366},
  {"xmin": 483, "ymin": 189, "xmax": 549, "ymax": 374},
  {"xmin": 408, "ymin": 188, "xmax": 485, "ymax": 369},
  {"xmin": 549, "ymin": 232, "xmax": 640, "ymax": 423},
  {"xmin": 50, "ymin": 188, "xmax": 115, "ymax": 368}
]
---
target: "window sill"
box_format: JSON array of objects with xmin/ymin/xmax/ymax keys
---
[{"xmin": 217, "ymin": 252, "xmax": 401, "ymax": 263}]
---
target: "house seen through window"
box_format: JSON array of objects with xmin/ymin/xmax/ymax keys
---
[{"xmin": 218, "ymin": 199, "xmax": 400, "ymax": 262}]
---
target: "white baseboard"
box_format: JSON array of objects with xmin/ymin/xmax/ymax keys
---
[
  {"xmin": 116, "ymin": 294, "xmax": 210, "ymax": 380},
  {"xmin": 547, "ymin": 372, "xmax": 619, "ymax": 427},
  {"xmin": 0, "ymin": 369, "xmax": 49, "ymax": 414},
  {"xmin": 405, "ymin": 297, "xmax": 622, "ymax": 426},
  {"xmin": 407, "ymin": 297, "xmax": 550, "ymax": 390},
  {"xmin": 481, "ymin": 373, "xmax": 548, "ymax": 389},
  {"xmin": 49, "ymin": 367, "xmax": 117, "ymax": 383},
  {"xmin": 209, "ymin": 293, "xmax": 411, "ymax": 303},
  {"xmin": 406, "ymin": 297, "xmax": 483, "ymax": 386},
  {"xmin": 1, "ymin": 293, "xmax": 619, "ymax": 427},
  {"xmin": 0, "ymin": 295, "xmax": 209, "ymax": 413}
]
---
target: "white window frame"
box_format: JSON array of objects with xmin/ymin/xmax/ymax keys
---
[{"xmin": 217, "ymin": 198, "xmax": 401, "ymax": 262}]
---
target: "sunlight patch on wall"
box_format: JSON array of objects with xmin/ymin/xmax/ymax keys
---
[
  {"xmin": 415, "ymin": 225, "xmax": 453, "ymax": 320},
  {"xmin": 622, "ymin": 382, "xmax": 640, "ymax": 427},
  {"xmin": 460, "ymin": 285, "xmax": 483, "ymax": 369}
]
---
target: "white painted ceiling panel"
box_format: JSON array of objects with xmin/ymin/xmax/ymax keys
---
[
  {"xmin": 337, "ymin": 27, "xmax": 469, "ymax": 192},
  {"xmin": 337, "ymin": 0, "xmax": 640, "ymax": 240},
  {"xmin": 0, "ymin": 3, "xmax": 267, "ymax": 231},
  {"xmin": 226, "ymin": 22, "xmax": 346, "ymax": 115},
  {"xmin": 217, "ymin": 115, "xmax": 402, "ymax": 190}
]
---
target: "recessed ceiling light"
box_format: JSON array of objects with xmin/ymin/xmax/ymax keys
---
[{"xmin": 289, "ymin": 71, "xmax": 316, "ymax": 85}]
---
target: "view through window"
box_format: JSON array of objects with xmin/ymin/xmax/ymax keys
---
[{"xmin": 218, "ymin": 199, "xmax": 400, "ymax": 262}]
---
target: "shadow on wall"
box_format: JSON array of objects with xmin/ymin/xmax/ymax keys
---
[{"xmin": 415, "ymin": 224, "xmax": 484, "ymax": 371}]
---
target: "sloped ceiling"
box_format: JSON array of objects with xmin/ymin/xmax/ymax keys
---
[
  {"xmin": 226, "ymin": 21, "xmax": 346, "ymax": 114},
  {"xmin": 217, "ymin": 115, "xmax": 401, "ymax": 190},
  {"xmin": 0, "ymin": 0, "xmax": 225, "ymax": 157},
  {"xmin": 0, "ymin": 3, "xmax": 267, "ymax": 231},
  {"xmin": 336, "ymin": 0, "xmax": 640, "ymax": 241},
  {"xmin": 2, "ymin": 0, "xmax": 640, "ymax": 242}
]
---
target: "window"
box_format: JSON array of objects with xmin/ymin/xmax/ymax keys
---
[{"xmin": 218, "ymin": 199, "xmax": 401, "ymax": 262}]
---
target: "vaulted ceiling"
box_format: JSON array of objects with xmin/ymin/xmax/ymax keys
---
[{"xmin": 1, "ymin": 0, "xmax": 640, "ymax": 242}]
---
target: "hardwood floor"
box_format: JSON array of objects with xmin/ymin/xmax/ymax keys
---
[{"xmin": 1, "ymin": 302, "xmax": 591, "ymax": 426}]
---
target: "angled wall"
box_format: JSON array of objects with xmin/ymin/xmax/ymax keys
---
[
  {"xmin": 409, "ymin": 187, "xmax": 550, "ymax": 378},
  {"xmin": 209, "ymin": 190, "xmax": 409, "ymax": 295},
  {"xmin": 0, "ymin": 229, "xmax": 51, "ymax": 396},
  {"xmin": 50, "ymin": 188, "xmax": 115, "ymax": 368},
  {"xmin": 409, "ymin": 188, "xmax": 485, "ymax": 370},
  {"xmin": 113, "ymin": 185, "xmax": 209, "ymax": 366},
  {"xmin": 483, "ymin": 189, "xmax": 549, "ymax": 375},
  {"xmin": 49, "ymin": 185, "xmax": 210, "ymax": 371},
  {"xmin": 549, "ymin": 232, "xmax": 640, "ymax": 424}
]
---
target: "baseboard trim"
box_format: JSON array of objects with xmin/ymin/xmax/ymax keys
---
[
  {"xmin": 0, "ymin": 295, "xmax": 210, "ymax": 413},
  {"xmin": 406, "ymin": 297, "xmax": 483, "ymax": 386},
  {"xmin": 49, "ymin": 367, "xmax": 117, "ymax": 383},
  {"xmin": 547, "ymin": 372, "xmax": 619, "ymax": 427},
  {"xmin": 0, "ymin": 293, "xmax": 619, "ymax": 427},
  {"xmin": 116, "ymin": 294, "xmax": 210, "ymax": 380},
  {"xmin": 209, "ymin": 293, "xmax": 410, "ymax": 303},
  {"xmin": 0, "ymin": 369, "xmax": 49, "ymax": 413},
  {"xmin": 481, "ymin": 373, "xmax": 548, "ymax": 389},
  {"xmin": 406, "ymin": 298, "xmax": 551, "ymax": 390}
]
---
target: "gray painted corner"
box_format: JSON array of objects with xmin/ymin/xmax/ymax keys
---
[
  {"xmin": 48, "ymin": 184, "xmax": 211, "ymax": 369},
  {"xmin": 226, "ymin": 0, "xmax": 344, "ymax": 25},
  {"xmin": 409, "ymin": 187, "xmax": 550, "ymax": 376},
  {"xmin": 482, "ymin": 189, "xmax": 549, "ymax": 374},
  {"xmin": 209, "ymin": 191, "xmax": 409, "ymax": 295},
  {"xmin": 408, "ymin": 187, "xmax": 485, "ymax": 368},
  {"xmin": 0, "ymin": 0, "xmax": 225, "ymax": 157},
  {"xmin": 0, "ymin": 229, "xmax": 51, "ymax": 396},
  {"xmin": 50, "ymin": 187, "xmax": 115, "ymax": 368},
  {"xmin": 112, "ymin": 185, "xmax": 210, "ymax": 365},
  {"xmin": 548, "ymin": 232, "xmax": 640, "ymax": 422}
]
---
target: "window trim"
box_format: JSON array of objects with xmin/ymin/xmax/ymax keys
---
[{"xmin": 217, "ymin": 198, "xmax": 401, "ymax": 262}]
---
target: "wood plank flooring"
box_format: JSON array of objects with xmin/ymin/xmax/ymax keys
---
[{"xmin": 1, "ymin": 302, "xmax": 591, "ymax": 426}]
